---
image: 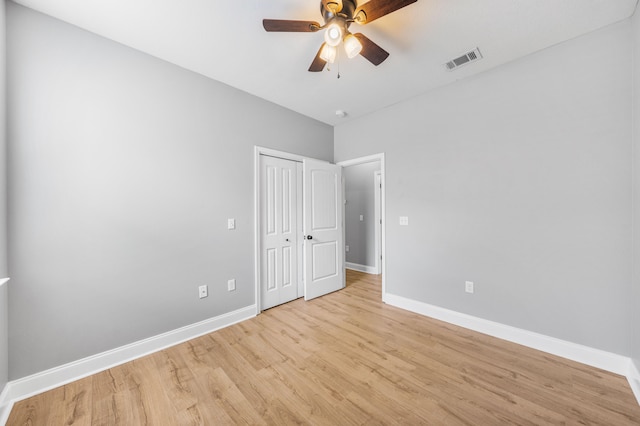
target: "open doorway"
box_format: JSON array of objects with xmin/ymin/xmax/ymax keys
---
[{"xmin": 337, "ymin": 154, "xmax": 386, "ymax": 300}]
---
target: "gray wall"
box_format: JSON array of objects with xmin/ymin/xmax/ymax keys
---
[
  {"xmin": 344, "ymin": 161, "xmax": 380, "ymax": 268},
  {"xmin": 0, "ymin": 0, "xmax": 8, "ymax": 394},
  {"xmin": 335, "ymin": 21, "xmax": 633, "ymax": 355},
  {"xmin": 632, "ymin": 9, "xmax": 640, "ymax": 372},
  {"xmin": 6, "ymin": 3, "xmax": 333, "ymax": 379}
]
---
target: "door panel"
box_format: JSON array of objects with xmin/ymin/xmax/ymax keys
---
[
  {"xmin": 312, "ymin": 241, "xmax": 338, "ymax": 281},
  {"xmin": 311, "ymin": 169, "xmax": 338, "ymax": 230},
  {"xmin": 261, "ymin": 156, "xmax": 299, "ymax": 309},
  {"xmin": 304, "ymin": 159, "xmax": 344, "ymax": 300},
  {"xmin": 282, "ymin": 246, "xmax": 292, "ymax": 286},
  {"xmin": 266, "ymin": 248, "xmax": 277, "ymax": 290}
]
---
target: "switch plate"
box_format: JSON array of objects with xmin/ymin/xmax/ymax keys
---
[
  {"xmin": 199, "ymin": 285, "xmax": 208, "ymax": 299},
  {"xmin": 345, "ymin": 245, "xmax": 350, "ymax": 252},
  {"xmin": 360, "ymin": 215, "xmax": 364, "ymax": 221},
  {"xmin": 227, "ymin": 218, "xmax": 235, "ymax": 230},
  {"xmin": 465, "ymin": 281, "xmax": 474, "ymax": 294},
  {"xmin": 228, "ymin": 279, "xmax": 236, "ymax": 292},
  {"xmin": 399, "ymin": 216, "xmax": 409, "ymax": 226}
]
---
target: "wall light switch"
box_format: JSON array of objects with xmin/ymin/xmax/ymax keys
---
[
  {"xmin": 360, "ymin": 215, "xmax": 364, "ymax": 221},
  {"xmin": 399, "ymin": 216, "xmax": 409, "ymax": 226},
  {"xmin": 228, "ymin": 279, "xmax": 236, "ymax": 292},
  {"xmin": 346, "ymin": 245, "xmax": 350, "ymax": 252},
  {"xmin": 227, "ymin": 218, "xmax": 236, "ymax": 230}
]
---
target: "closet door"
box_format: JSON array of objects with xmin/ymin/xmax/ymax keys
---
[{"xmin": 260, "ymin": 156, "xmax": 299, "ymax": 309}]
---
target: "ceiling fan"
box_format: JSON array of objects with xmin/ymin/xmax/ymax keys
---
[{"xmin": 263, "ymin": 0, "xmax": 418, "ymax": 72}]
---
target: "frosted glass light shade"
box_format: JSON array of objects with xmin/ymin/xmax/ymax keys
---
[
  {"xmin": 320, "ymin": 44, "xmax": 337, "ymax": 63},
  {"xmin": 324, "ymin": 23, "xmax": 343, "ymax": 47},
  {"xmin": 343, "ymin": 34, "xmax": 362, "ymax": 59}
]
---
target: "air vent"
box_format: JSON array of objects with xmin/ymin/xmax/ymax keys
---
[{"xmin": 445, "ymin": 48, "xmax": 483, "ymax": 71}]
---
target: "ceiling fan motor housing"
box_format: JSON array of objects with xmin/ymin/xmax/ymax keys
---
[{"xmin": 322, "ymin": 0, "xmax": 357, "ymax": 23}]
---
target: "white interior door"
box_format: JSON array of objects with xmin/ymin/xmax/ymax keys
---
[
  {"xmin": 260, "ymin": 155, "xmax": 299, "ymax": 310},
  {"xmin": 303, "ymin": 159, "xmax": 344, "ymax": 300}
]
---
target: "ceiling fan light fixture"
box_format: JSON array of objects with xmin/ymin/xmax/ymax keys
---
[
  {"xmin": 320, "ymin": 44, "xmax": 337, "ymax": 63},
  {"xmin": 343, "ymin": 34, "xmax": 363, "ymax": 59},
  {"xmin": 324, "ymin": 23, "xmax": 343, "ymax": 47},
  {"xmin": 263, "ymin": 0, "xmax": 419, "ymax": 72}
]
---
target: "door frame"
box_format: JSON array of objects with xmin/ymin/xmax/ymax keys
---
[
  {"xmin": 254, "ymin": 146, "xmax": 329, "ymax": 314},
  {"xmin": 374, "ymin": 170, "xmax": 382, "ymax": 275},
  {"xmin": 337, "ymin": 153, "xmax": 386, "ymax": 301}
]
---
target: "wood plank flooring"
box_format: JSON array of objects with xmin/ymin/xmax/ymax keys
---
[{"xmin": 7, "ymin": 270, "xmax": 640, "ymax": 425}]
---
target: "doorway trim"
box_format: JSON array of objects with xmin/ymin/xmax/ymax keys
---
[
  {"xmin": 337, "ymin": 153, "xmax": 387, "ymax": 302},
  {"xmin": 374, "ymin": 170, "xmax": 382, "ymax": 275}
]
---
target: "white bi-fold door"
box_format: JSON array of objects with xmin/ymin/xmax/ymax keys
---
[{"xmin": 259, "ymin": 155, "xmax": 344, "ymax": 309}]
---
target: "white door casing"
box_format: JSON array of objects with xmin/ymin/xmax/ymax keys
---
[
  {"xmin": 374, "ymin": 171, "xmax": 382, "ymax": 275},
  {"xmin": 260, "ymin": 155, "xmax": 299, "ymax": 310},
  {"xmin": 303, "ymin": 159, "xmax": 345, "ymax": 300}
]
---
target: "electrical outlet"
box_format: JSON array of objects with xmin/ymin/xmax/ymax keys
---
[
  {"xmin": 228, "ymin": 279, "xmax": 236, "ymax": 292},
  {"xmin": 345, "ymin": 245, "xmax": 350, "ymax": 252},
  {"xmin": 199, "ymin": 285, "xmax": 208, "ymax": 299},
  {"xmin": 465, "ymin": 281, "xmax": 474, "ymax": 294},
  {"xmin": 227, "ymin": 218, "xmax": 236, "ymax": 230},
  {"xmin": 360, "ymin": 215, "xmax": 364, "ymax": 221},
  {"xmin": 399, "ymin": 216, "xmax": 409, "ymax": 226}
]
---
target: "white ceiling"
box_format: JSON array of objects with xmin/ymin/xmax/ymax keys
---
[{"xmin": 11, "ymin": 0, "xmax": 639, "ymax": 126}]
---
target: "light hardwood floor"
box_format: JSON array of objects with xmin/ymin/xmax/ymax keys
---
[{"xmin": 7, "ymin": 270, "xmax": 640, "ymax": 425}]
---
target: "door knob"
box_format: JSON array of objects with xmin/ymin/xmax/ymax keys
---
[
  {"xmin": 306, "ymin": 235, "xmax": 313, "ymax": 240},
  {"xmin": 285, "ymin": 238, "xmax": 290, "ymax": 242}
]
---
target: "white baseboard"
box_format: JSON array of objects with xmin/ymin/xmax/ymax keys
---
[
  {"xmin": 0, "ymin": 403, "xmax": 12, "ymax": 426},
  {"xmin": 0, "ymin": 304, "xmax": 256, "ymax": 414},
  {"xmin": 629, "ymin": 359, "xmax": 640, "ymax": 406},
  {"xmin": 1, "ymin": 295, "xmax": 637, "ymax": 422},
  {"xmin": 345, "ymin": 262, "xmax": 378, "ymax": 275},
  {"xmin": 384, "ymin": 293, "xmax": 631, "ymax": 376},
  {"xmin": 0, "ymin": 384, "xmax": 12, "ymax": 426},
  {"xmin": 0, "ymin": 279, "xmax": 9, "ymax": 425}
]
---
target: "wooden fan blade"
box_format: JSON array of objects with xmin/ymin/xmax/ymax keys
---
[
  {"xmin": 263, "ymin": 19, "xmax": 321, "ymax": 32},
  {"xmin": 309, "ymin": 44, "xmax": 328, "ymax": 72},
  {"xmin": 355, "ymin": 0, "xmax": 417, "ymax": 24},
  {"xmin": 354, "ymin": 33, "xmax": 389, "ymax": 65},
  {"xmin": 322, "ymin": 0, "xmax": 343, "ymax": 13}
]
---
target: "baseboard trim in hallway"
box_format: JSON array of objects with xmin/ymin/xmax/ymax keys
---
[{"xmin": 345, "ymin": 262, "xmax": 378, "ymax": 275}]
